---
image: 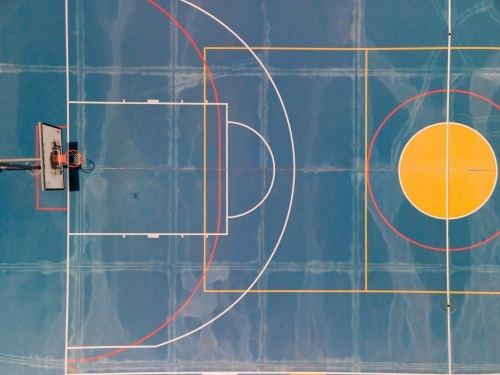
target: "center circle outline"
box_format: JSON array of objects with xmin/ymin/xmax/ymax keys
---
[{"xmin": 397, "ymin": 122, "xmax": 498, "ymax": 220}]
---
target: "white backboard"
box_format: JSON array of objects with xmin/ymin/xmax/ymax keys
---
[{"xmin": 39, "ymin": 123, "xmax": 64, "ymax": 191}]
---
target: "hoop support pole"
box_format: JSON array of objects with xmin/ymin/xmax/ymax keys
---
[
  {"xmin": 0, "ymin": 162, "xmax": 40, "ymax": 170},
  {"xmin": 0, "ymin": 157, "xmax": 42, "ymax": 163}
]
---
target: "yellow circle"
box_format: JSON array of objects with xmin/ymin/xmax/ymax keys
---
[{"xmin": 398, "ymin": 123, "xmax": 498, "ymax": 219}]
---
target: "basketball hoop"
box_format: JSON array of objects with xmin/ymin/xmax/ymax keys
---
[{"xmin": 58, "ymin": 150, "xmax": 85, "ymax": 168}]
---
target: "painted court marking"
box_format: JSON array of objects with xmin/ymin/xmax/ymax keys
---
[
  {"xmin": 368, "ymin": 89, "xmax": 500, "ymax": 252},
  {"xmin": 227, "ymin": 121, "xmax": 276, "ymax": 219},
  {"xmin": 67, "ymin": 101, "xmax": 228, "ymax": 236},
  {"xmin": 60, "ymin": 1, "xmax": 500, "ymax": 375},
  {"xmin": 64, "ymin": 371, "xmax": 500, "ymax": 375},
  {"xmin": 64, "ymin": 0, "xmax": 70, "ymax": 371},
  {"xmin": 398, "ymin": 122, "xmax": 498, "ymax": 220},
  {"xmin": 202, "ymin": 46, "xmax": 500, "ymax": 292},
  {"xmin": 205, "ymin": 49, "xmax": 500, "ymax": 295},
  {"xmin": 445, "ymin": 3, "xmax": 452, "ymax": 371},
  {"xmin": 67, "ymin": 0, "xmax": 225, "ymax": 363},
  {"xmin": 66, "ymin": 0, "xmax": 295, "ymax": 357},
  {"xmin": 68, "ymin": 100, "xmax": 225, "ymax": 106}
]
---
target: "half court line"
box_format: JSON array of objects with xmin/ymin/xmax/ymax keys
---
[{"xmin": 445, "ymin": 0, "xmax": 453, "ymax": 373}]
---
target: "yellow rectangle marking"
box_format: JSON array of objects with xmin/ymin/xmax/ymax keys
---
[
  {"xmin": 202, "ymin": 46, "xmax": 500, "ymax": 296},
  {"xmin": 203, "ymin": 289, "xmax": 500, "ymax": 295},
  {"xmin": 364, "ymin": 49, "xmax": 369, "ymax": 291},
  {"xmin": 203, "ymin": 47, "xmax": 207, "ymax": 291},
  {"xmin": 205, "ymin": 46, "xmax": 500, "ymax": 51}
]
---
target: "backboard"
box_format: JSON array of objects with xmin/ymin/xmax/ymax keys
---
[{"xmin": 38, "ymin": 122, "xmax": 64, "ymax": 191}]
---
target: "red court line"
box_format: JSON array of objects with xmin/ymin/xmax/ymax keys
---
[
  {"xmin": 35, "ymin": 125, "xmax": 68, "ymax": 211},
  {"xmin": 68, "ymin": 0, "xmax": 223, "ymax": 365}
]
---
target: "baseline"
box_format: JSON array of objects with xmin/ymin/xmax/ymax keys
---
[{"xmin": 62, "ymin": 372, "xmax": 487, "ymax": 375}]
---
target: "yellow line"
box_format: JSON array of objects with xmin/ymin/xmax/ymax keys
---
[
  {"xmin": 205, "ymin": 46, "xmax": 500, "ymax": 51},
  {"xmin": 202, "ymin": 44, "xmax": 500, "ymax": 295},
  {"xmin": 203, "ymin": 289, "xmax": 500, "ymax": 295},
  {"xmin": 204, "ymin": 289, "xmax": 445, "ymax": 294},
  {"xmin": 205, "ymin": 47, "xmax": 362, "ymax": 51},
  {"xmin": 364, "ymin": 49, "xmax": 369, "ymax": 291},
  {"xmin": 449, "ymin": 291, "xmax": 500, "ymax": 295},
  {"xmin": 203, "ymin": 47, "xmax": 207, "ymax": 291},
  {"xmin": 450, "ymin": 46, "xmax": 500, "ymax": 50}
]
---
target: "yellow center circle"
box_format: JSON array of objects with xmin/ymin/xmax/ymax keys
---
[{"xmin": 398, "ymin": 122, "xmax": 498, "ymax": 219}]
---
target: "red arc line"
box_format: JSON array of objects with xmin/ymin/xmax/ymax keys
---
[{"xmin": 69, "ymin": 0, "xmax": 223, "ymax": 365}]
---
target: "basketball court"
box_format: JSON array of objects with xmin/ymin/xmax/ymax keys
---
[{"xmin": 2, "ymin": 0, "xmax": 500, "ymax": 374}]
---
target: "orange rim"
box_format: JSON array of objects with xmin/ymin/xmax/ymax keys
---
[{"xmin": 65, "ymin": 150, "xmax": 85, "ymax": 168}]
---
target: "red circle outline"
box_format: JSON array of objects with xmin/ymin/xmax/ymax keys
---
[{"xmin": 367, "ymin": 89, "xmax": 500, "ymax": 251}]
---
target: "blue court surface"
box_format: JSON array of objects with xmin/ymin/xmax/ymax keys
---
[{"xmin": 3, "ymin": 1, "xmax": 500, "ymax": 374}]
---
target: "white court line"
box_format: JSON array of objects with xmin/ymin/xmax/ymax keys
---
[
  {"xmin": 68, "ymin": 100, "xmax": 227, "ymax": 106},
  {"xmin": 397, "ymin": 122, "xmax": 497, "ymax": 220},
  {"xmin": 64, "ymin": 0, "xmax": 70, "ymax": 373},
  {"xmin": 67, "ymin": 0, "xmax": 296, "ymax": 351},
  {"xmin": 226, "ymin": 105, "xmax": 229, "ymax": 232},
  {"xmin": 69, "ymin": 100, "xmax": 230, "ymax": 237},
  {"xmin": 69, "ymin": 232, "xmax": 228, "ymax": 236},
  {"xmin": 65, "ymin": 372, "xmax": 491, "ymax": 375},
  {"xmin": 445, "ymin": 0, "xmax": 453, "ymax": 374},
  {"xmin": 227, "ymin": 121, "xmax": 276, "ymax": 219}
]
